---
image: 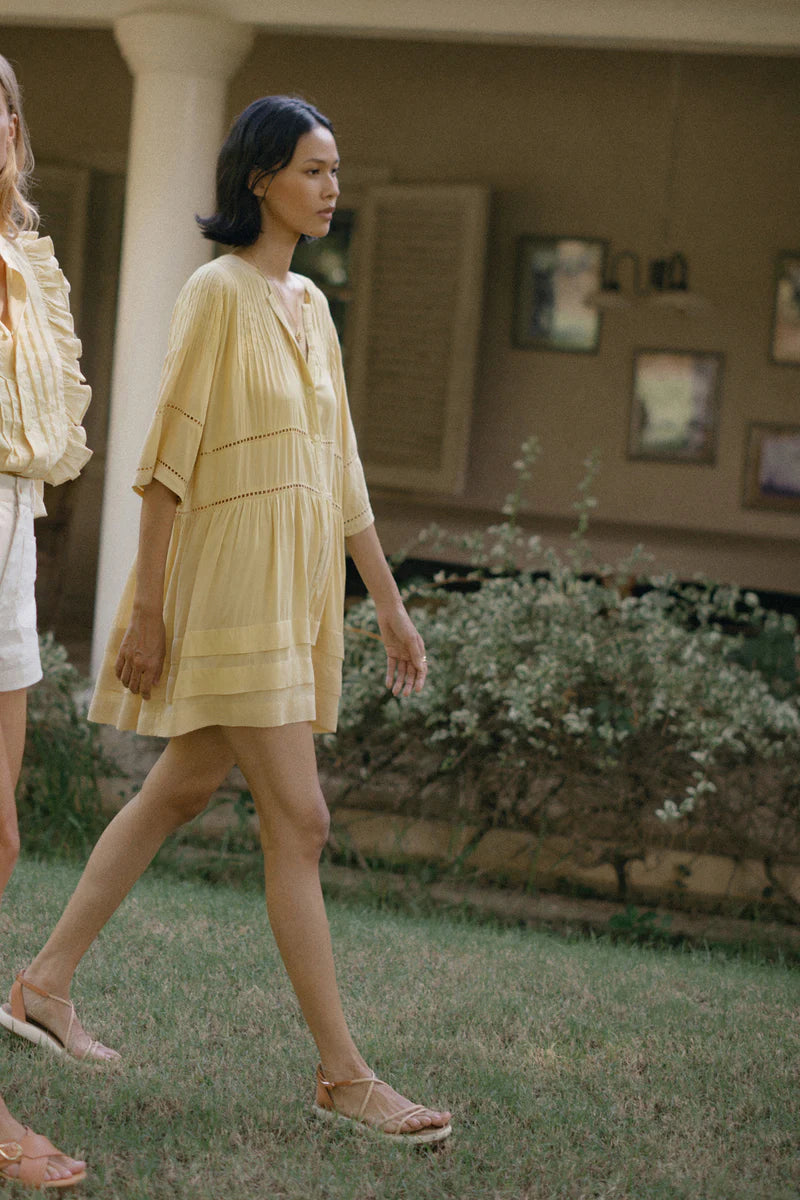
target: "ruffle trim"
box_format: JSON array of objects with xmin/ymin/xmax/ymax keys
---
[
  {"xmin": 18, "ymin": 233, "xmax": 92, "ymax": 480},
  {"xmin": 43, "ymin": 424, "xmax": 91, "ymax": 485}
]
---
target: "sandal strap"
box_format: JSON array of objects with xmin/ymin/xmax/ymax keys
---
[
  {"xmin": 315, "ymin": 1068, "xmax": 433, "ymax": 1134},
  {"xmin": 378, "ymin": 1103, "xmax": 429, "ymax": 1135},
  {"xmin": 0, "ymin": 1128, "xmax": 61, "ymax": 1188},
  {"xmin": 10, "ymin": 971, "xmax": 71, "ymax": 1024},
  {"xmin": 317, "ymin": 1071, "xmax": 382, "ymax": 1090},
  {"xmin": 10, "ymin": 971, "xmax": 82, "ymax": 1057},
  {"xmin": 317, "ymin": 1069, "xmax": 379, "ymax": 1122}
]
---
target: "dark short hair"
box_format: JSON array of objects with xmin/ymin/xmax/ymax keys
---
[{"xmin": 197, "ymin": 95, "xmax": 334, "ymax": 246}]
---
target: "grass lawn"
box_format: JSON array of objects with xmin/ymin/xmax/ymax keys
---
[{"xmin": 1, "ymin": 856, "xmax": 798, "ymax": 1200}]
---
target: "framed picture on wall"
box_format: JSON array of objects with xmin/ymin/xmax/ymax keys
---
[
  {"xmin": 743, "ymin": 423, "xmax": 800, "ymax": 511},
  {"xmin": 628, "ymin": 350, "xmax": 723, "ymax": 464},
  {"xmin": 770, "ymin": 252, "xmax": 800, "ymax": 365},
  {"xmin": 512, "ymin": 235, "xmax": 607, "ymax": 353}
]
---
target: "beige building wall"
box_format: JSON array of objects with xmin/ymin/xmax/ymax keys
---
[
  {"xmin": 232, "ymin": 36, "xmax": 800, "ymax": 592},
  {"xmin": 2, "ymin": 24, "xmax": 799, "ymax": 650}
]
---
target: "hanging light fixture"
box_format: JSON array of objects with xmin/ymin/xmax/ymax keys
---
[
  {"xmin": 590, "ymin": 249, "xmax": 641, "ymax": 310},
  {"xmin": 588, "ymin": 56, "xmax": 707, "ymax": 315}
]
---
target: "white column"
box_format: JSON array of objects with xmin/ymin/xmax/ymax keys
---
[{"xmin": 91, "ymin": 10, "xmax": 253, "ymax": 674}]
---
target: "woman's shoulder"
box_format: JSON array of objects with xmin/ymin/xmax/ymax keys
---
[
  {"xmin": 183, "ymin": 254, "xmax": 242, "ymax": 294},
  {"xmin": 173, "ymin": 255, "xmax": 245, "ymax": 320}
]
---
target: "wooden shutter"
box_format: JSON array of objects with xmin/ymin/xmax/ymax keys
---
[{"xmin": 346, "ymin": 184, "xmax": 489, "ymax": 495}]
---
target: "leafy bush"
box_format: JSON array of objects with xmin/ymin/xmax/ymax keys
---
[
  {"xmin": 324, "ymin": 441, "xmax": 800, "ymax": 906},
  {"xmin": 17, "ymin": 633, "xmax": 118, "ymax": 858}
]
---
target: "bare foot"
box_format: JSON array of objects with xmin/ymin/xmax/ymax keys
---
[
  {"xmin": 318, "ymin": 1068, "xmax": 452, "ymax": 1138},
  {"xmin": 9, "ymin": 972, "xmax": 120, "ymax": 1063},
  {"xmin": 0, "ymin": 1101, "xmax": 86, "ymax": 1185}
]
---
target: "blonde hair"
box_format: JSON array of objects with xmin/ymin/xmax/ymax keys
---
[{"xmin": 0, "ymin": 54, "xmax": 37, "ymax": 236}]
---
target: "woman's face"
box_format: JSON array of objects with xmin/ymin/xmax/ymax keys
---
[
  {"xmin": 0, "ymin": 89, "xmax": 17, "ymax": 174},
  {"xmin": 256, "ymin": 124, "xmax": 340, "ymax": 241}
]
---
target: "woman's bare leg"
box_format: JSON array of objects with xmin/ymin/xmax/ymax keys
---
[
  {"xmin": 221, "ymin": 722, "xmax": 450, "ymax": 1135},
  {"xmin": 16, "ymin": 726, "xmax": 235, "ymax": 1058},
  {"xmin": 0, "ymin": 689, "xmax": 85, "ymax": 1183},
  {"xmin": 0, "ymin": 688, "xmax": 26, "ymax": 897}
]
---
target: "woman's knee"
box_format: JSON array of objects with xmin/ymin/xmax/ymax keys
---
[
  {"xmin": 0, "ymin": 825, "xmax": 20, "ymax": 875},
  {"xmin": 159, "ymin": 780, "xmax": 212, "ymax": 824},
  {"xmin": 262, "ymin": 788, "xmax": 330, "ymax": 858},
  {"xmin": 146, "ymin": 739, "xmax": 235, "ymax": 825}
]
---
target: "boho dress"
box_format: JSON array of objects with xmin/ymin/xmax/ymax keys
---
[{"xmin": 88, "ymin": 254, "xmax": 373, "ymax": 738}]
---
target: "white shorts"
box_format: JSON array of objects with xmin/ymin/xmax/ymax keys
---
[{"xmin": 0, "ymin": 473, "xmax": 42, "ymax": 692}]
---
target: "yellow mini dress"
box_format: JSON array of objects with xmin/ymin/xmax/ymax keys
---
[{"xmin": 88, "ymin": 255, "xmax": 374, "ymax": 738}]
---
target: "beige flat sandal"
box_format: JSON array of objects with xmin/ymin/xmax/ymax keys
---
[
  {"xmin": 313, "ymin": 1065, "xmax": 452, "ymax": 1146},
  {"xmin": 0, "ymin": 972, "xmax": 119, "ymax": 1065},
  {"xmin": 0, "ymin": 1129, "xmax": 87, "ymax": 1190}
]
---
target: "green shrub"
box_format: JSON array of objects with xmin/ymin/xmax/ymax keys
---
[
  {"xmin": 17, "ymin": 632, "xmax": 118, "ymax": 858},
  {"xmin": 325, "ymin": 441, "xmax": 800, "ymax": 908}
]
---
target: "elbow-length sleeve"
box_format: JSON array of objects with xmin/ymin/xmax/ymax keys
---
[
  {"xmin": 134, "ymin": 267, "xmax": 228, "ymax": 502},
  {"xmin": 323, "ymin": 306, "xmax": 374, "ymax": 538},
  {"xmin": 20, "ymin": 233, "xmax": 91, "ymax": 487}
]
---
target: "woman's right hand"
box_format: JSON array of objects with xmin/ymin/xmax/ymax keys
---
[{"xmin": 114, "ymin": 605, "xmax": 166, "ymax": 700}]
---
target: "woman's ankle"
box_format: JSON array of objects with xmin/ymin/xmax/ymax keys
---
[
  {"xmin": 20, "ymin": 955, "xmax": 71, "ymax": 1000},
  {"xmin": 319, "ymin": 1051, "xmax": 370, "ymax": 1081}
]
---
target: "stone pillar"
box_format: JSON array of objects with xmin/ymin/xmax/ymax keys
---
[{"xmin": 91, "ymin": 10, "xmax": 252, "ymax": 673}]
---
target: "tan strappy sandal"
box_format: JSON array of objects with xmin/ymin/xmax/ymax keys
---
[
  {"xmin": 0, "ymin": 972, "xmax": 119, "ymax": 1065},
  {"xmin": 0, "ymin": 1128, "xmax": 86, "ymax": 1189},
  {"xmin": 313, "ymin": 1065, "xmax": 452, "ymax": 1146}
]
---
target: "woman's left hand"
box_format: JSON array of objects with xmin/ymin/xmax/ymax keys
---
[{"xmin": 376, "ymin": 602, "xmax": 428, "ymax": 697}]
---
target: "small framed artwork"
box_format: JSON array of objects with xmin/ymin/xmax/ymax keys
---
[
  {"xmin": 743, "ymin": 423, "xmax": 800, "ymax": 511},
  {"xmin": 770, "ymin": 252, "xmax": 800, "ymax": 365},
  {"xmin": 512, "ymin": 235, "xmax": 607, "ymax": 353},
  {"xmin": 628, "ymin": 349, "xmax": 723, "ymax": 464}
]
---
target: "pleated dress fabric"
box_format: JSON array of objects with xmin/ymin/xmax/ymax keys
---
[{"xmin": 88, "ymin": 255, "xmax": 374, "ymax": 738}]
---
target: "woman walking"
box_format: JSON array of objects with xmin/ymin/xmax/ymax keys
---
[
  {"xmin": 0, "ymin": 54, "xmax": 89, "ymax": 1188},
  {"xmin": 1, "ymin": 95, "xmax": 451, "ymax": 1146}
]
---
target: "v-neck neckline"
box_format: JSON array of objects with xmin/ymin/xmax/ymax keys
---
[{"xmin": 230, "ymin": 254, "xmax": 311, "ymax": 363}]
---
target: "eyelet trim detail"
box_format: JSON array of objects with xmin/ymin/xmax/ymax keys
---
[
  {"xmin": 155, "ymin": 458, "xmax": 187, "ymax": 483},
  {"xmin": 344, "ymin": 504, "xmax": 372, "ymax": 530},
  {"xmin": 200, "ymin": 427, "xmax": 307, "ymax": 456},
  {"xmin": 198, "ymin": 429, "xmax": 339, "ymax": 458},
  {"xmin": 177, "ymin": 482, "xmax": 343, "ymax": 515},
  {"xmin": 161, "ymin": 402, "xmax": 203, "ymax": 428}
]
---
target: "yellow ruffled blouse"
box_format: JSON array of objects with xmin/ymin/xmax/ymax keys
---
[
  {"xmin": 0, "ymin": 232, "xmax": 92, "ymax": 514},
  {"xmin": 89, "ymin": 254, "xmax": 374, "ymax": 738}
]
